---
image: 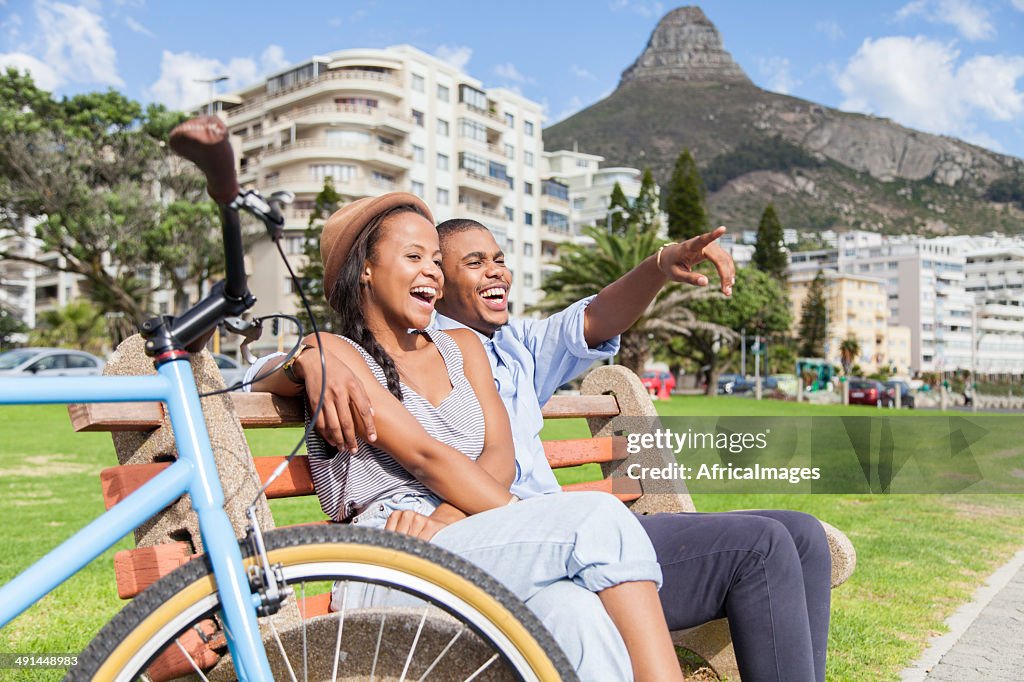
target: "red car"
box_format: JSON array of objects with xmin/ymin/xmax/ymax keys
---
[
  {"xmin": 641, "ymin": 371, "xmax": 661, "ymax": 394},
  {"xmin": 848, "ymin": 379, "xmax": 887, "ymax": 407}
]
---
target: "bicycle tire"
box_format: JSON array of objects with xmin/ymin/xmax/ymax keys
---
[{"xmin": 67, "ymin": 525, "xmax": 577, "ymax": 682}]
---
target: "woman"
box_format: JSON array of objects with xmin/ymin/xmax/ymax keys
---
[{"xmin": 302, "ymin": 192, "xmax": 682, "ymax": 682}]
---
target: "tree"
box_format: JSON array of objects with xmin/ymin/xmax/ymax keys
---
[
  {"xmin": 295, "ymin": 178, "xmax": 344, "ymax": 335},
  {"xmin": 840, "ymin": 334, "xmax": 861, "ymax": 376},
  {"xmin": 632, "ymin": 168, "xmax": 660, "ymax": 233},
  {"xmin": 664, "ymin": 149, "xmax": 708, "ymax": 241},
  {"xmin": 752, "ymin": 204, "xmax": 788, "ymax": 281},
  {"xmin": 0, "ymin": 309, "xmax": 27, "ymax": 351},
  {"xmin": 606, "ymin": 182, "xmax": 632, "ymax": 234},
  {"xmin": 29, "ymin": 300, "xmax": 108, "ymax": 354},
  {"xmin": 676, "ymin": 267, "xmax": 791, "ymax": 395},
  {"xmin": 798, "ymin": 270, "xmax": 828, "ymax": 358},
  {"xmin": 532, "ymin": 223, "xmax": 731, "ymax": 373},
  {"xmin": 0, "ymin": 69, "xmax": 216, "ymax": 327}
]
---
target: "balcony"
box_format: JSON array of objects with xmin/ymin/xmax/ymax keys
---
[
  {"xmin": 457, "ymin": 102, "xmax": 506, "ymax": 132},
  {"xmin": 261, "ymin": 139, "xmax": 413, "ymax": 172},
  {"xmin": 457, "ymin": 169, "xmax": 509, "ymax": 199},
  {"xmin": 263, "ymin": 171, "xmax": 397, "ymax": 203},
  {"xmin": 268, "ymin": 103, "xmax": 414, "ymax": 136},
  {"xmin": 228, "ymin": 70, "xmax": 404, "ymax": 121}
]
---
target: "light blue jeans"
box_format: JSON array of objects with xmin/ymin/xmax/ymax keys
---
[{"xmin": 344, "ymin": 491, "xmax": 661, "ymax": 681}]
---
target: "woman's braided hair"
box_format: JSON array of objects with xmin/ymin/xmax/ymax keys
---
[{"xmin": 327, "ymin": 204, "xmax": 430, "ymax": 400}]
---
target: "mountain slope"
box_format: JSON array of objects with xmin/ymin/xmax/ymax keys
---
[{"xmin": 544, "ymin": 6, "xmax": 1024, "ymax": 235}]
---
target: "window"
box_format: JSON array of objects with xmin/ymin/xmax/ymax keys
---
[
  {"xmin": 489, "ymin": 160, "xmax": 510, "ymax": 185},
  {"xmin": 309, "ymin": 164, "xmax": 356, "ymax": 182},
  {"xmin": 524, "ymin": 151, "xmax": 534, "ymax": 167},
  {"xmin": 524, "ymin": 211, "xmax": 533, "ymax": 226},
  {"xmin": 524, "ymin": 120, "xmax": 534, "ymax": 136},
  {"xmin": 542, "ymin": 210, "xmax": 569, "ymax": 233},
  {"xmin": 504, "ymin": 112, "xmax": 515, "ymax": 127},
  {"xmin": 437, "ymin": 153, "xmax": 449, "ymax": 171},
  {"xmin": 372, "ymin": 171, "xmax": 395, "ymax": 186},
  {"xmin": 459, "ymin": 118, "xmax": 487, "ymax": 142},
  {"xmin": 29, "ymin": 355, "xmax": 65, "ymax": 371},
  {"xmin": 507, "ymin": 238, "xmax": 515, "ymax": 251},
  {"xmin": 411, "ymin": 73, "xmax": 425, "ymax": 92},
  {"xmin": 459, "ymin": 152, "xmax": 488, "ymax": 176},
  {"xmin": 437, "ymin": 118, "xmax": 449, "ymax": 136},
  {"xmin": 542, "ymin": 179, "xmax": 569, "ymax": 201},
  {"xmin": 504, "ymin": 143, "xmax": 515, "ymax": 159},
  {"xmin": 437, "ymin": 188, "xmax": 450, "ymax": 205},
  {"xmin": 66, "ymin": 354, "xmax": 98, "ymax": 369},
  {"xmin": 411, "ymin": 180, "xmax": 425, "ymax": 197},
  {"xmin": 523, "ymin": 243, "xmax": 534, "ymax": 257},
  {"xmin": 412, "ymin": 145, "xmax": 425, "ymax": 163},
  {"xmin": 524, "ymin": 181, "xmax": 533, "ymax": 195},
  {"xmin": 412, "ymin": 109, "xmax": 424, "ymax": 126},
  {"xmin": 336, "ymin": 96, "xmax": 378, "ymax": 109},
  {"xmin": 459, "ymin": 84, "xmax": 488, "ymax": 110},
  {"xmin": 284, "ymin": 236, "xmax": 305, "ymax": 254},
  {"xmin": 504, "ymin": 206, "xmax": 514, "ymax": 221},
  {"xmin": 524, "ymin": 272, "xmax": 534, "ymax": 287},
  {"xmin": 437, "ymin": 84, "xmax": 450, "ymax": 101},
  {"xmin": 266, "ymin": 61, "xmax": 320, "ymax": 94},
  {"xmin": 572, "ymin": 197, "xmax": 586, "ymax": 210},
  {"xmin": 325, "ymin": 129, "xmax": 370, "ymax": 146}
]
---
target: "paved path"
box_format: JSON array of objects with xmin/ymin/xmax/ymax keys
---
[{"xmin": 901, "ymin": 548, "xmax": 1024, "ymax": 681}]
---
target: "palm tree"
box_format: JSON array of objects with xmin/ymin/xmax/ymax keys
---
[
  {"xmin": 531, "ymin": 224, "xmax": 731, "ymax": 373},
  {"xmin": 840, "ymin": 334, "xmax": 861, "ymax": 376},
  {"xmin": 30, "ymin": 300, "xmax": 108, "ymax": 354}
]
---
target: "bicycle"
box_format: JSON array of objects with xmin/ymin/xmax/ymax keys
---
[{"xmin": 0, "ymin": 116, "xmax": 575, "ymax": 681}]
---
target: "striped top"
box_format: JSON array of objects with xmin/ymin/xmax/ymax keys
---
[{"xmin": 306, "ymin": 330, "xmax": 485, "ymax": 522}]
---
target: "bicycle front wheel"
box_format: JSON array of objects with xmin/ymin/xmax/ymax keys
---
[{"xmin": 69, "ymin": 525, "xmax": 577, "ymax": 682}]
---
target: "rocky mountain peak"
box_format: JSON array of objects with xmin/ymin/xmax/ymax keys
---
[{"xmin": 620, "ymin": 6, "xmax": 751, "ymax": 86}]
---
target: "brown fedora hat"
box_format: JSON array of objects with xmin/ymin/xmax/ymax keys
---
[{"xmin": 320, "ymin": 192, "xmax": 433, "ymax": 302}]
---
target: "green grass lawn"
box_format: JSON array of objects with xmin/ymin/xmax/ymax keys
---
[{"xmin": 1, "ymin": 398, "xmax": 1022, "ymax": 681}]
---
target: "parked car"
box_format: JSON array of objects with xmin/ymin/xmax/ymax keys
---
[
  {"xmin": 658, "ymin": 371, "xmax": 676, "ymax": 394},
  {"xmin": 212, "ymin": 353, "xmax": 246, "ymax": 387},
  {"xmin": 640, "ymin": 370, "xmax": 661, "ymax": 394},
  {"xmin": 848, "ymin": 378, "xmax": 887, "ymax": 407},
  {"xmin": 717, "ymin": 373, "xmax": 753, "ymax": 395},
  {"xmin": 0, "ymin": 347, "xmax": 105, "ymax": 377},
  {"xmin": 884, "ymin": 380, "xmax": 915, "ymax": 408}
]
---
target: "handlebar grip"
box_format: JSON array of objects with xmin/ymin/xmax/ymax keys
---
[{"xmin": 168, "ymin": 116, "xmax": 240, "ymax": 204}]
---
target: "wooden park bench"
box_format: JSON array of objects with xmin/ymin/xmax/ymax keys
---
[{"xmin": 71, "ymin": 336, "xmax": 856, "ymax": 680}]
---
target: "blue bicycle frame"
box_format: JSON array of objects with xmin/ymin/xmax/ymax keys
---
[{"xmin": 0, "ymin": 359, "xmax": 275, "ymax": 681}]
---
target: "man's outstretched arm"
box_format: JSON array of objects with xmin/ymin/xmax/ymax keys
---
[{"xmin": 583, "ymin": 226, "xmax": 735, "ymax": 347}]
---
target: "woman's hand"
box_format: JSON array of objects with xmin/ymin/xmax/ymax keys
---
[{"xmin": 384, "ymin": 509, "xmax": 449, "ymax": 541}]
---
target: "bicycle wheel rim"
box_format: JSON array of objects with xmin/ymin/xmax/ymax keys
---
[{"xmin": 84, "ymin": 527, "xmax": 571, "ymax": 682}]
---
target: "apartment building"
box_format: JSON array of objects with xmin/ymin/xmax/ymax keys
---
[
  {"xmin": 789, "ymin": 270, "xmax": 912, "ymax": 375},
  {"xmin": 543, "ymin": 150, "xmax": 643, "ymax": 235},
  {"xmin": 836, "ymin": 231, "xmax": 973, "ymax": 374},
  {"xmin": 218, "ymin": 46, "xmax": 551, "ymax": 351}
]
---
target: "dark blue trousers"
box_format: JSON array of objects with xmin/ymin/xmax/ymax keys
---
[{"xmin": 635, "ymin": 510, "xmax": 831, "ymax": 682}]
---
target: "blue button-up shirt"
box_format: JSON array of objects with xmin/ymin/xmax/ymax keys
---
[
  {"xmin": 243, "ymin": 296, "xmax": 619, "ymax": 499},
  {"xmin": 434, "ymin": 296, "xmax": 619, "ymax": 498}
]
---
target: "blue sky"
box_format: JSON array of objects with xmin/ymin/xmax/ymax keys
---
[{"xmin": 2, "ymin": 0, "xmax": 1023, "ymax": 159}]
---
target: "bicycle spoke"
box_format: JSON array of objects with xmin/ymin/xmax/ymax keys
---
[
  {"xmin": 331, "ymin": 581, "xmax": 349, "ymax": 682},
  {"xmin": 464, "ymin": 653, "xmax": 500, "ymax": 682},
  {"xmin": 173, "ymin": 638, "xmax": 211, "ymax": 681},
  {"xmin": 269, "ymin": 617, "xmax": 299, "ymax": 682},
  {"xmin": 416, "ymin": 625, "xmax": 466, "ymax": 681},
  {"xmin": 398, "ymin": 605, "xmax": 431, "ymax": 682},
  {"xmin": 369, "ymin": 587, "xmax": 392, "ymax": 682},
  {"xmin": 299, "ymin": 581, "xmax": 308, "ymax": 682}
]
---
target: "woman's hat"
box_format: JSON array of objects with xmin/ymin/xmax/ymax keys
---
[{"xmin": 320, "ymin": 192, "xmax": 433, "ymax": 301}]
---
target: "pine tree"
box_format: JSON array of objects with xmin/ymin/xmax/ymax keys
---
[
  {"xmin": 633, "ymin": 168, "xmax": 660, "ymax": 233},
  {"xmin": 606, "ymin": 181, "xmax": 631, "ymax": 234},
  {"xmin": 798, "ymin": 269, "xmax": 828, "ymax": 358},
  {"xmin": 295, "ymin": 179, "xmax": 343, "ymax": 336},
  {"xmin": 752, "ymin": 204, "xmax": 788, "ymax": 282},
  {"xmin": 664, "ymin": 149, "xmax": 708, "ymax": 241}
]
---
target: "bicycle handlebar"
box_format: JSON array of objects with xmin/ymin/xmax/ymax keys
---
[{"xmin": 169, "ymin": 116, "xmax": 240, "ymax": 204}]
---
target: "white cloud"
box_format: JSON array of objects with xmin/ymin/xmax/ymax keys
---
[
  {"xmin": 896, "ymin": 0, "xmax": 995, "ymax": 40},
  {"xmin": 327, "ymin": 17, "xmax": 341, "ymax": 27},
  {"xmin": 147, "ymin": 45, "xmax": 289, "ymax": 110},
  {"xmin": 124, "ymin": 16, "xmax": 154, "ymax": 38},
  {"xmin": 815, "ymin": 19, "xmax": 845, "ymax": 41},
  {"xmin": 36, "ymin": 0, "xmax": 123, "ymax": 86},
  {"xmin": 0, "ymin": 52, "xmax": 60, "ymax": 90},
  {"xmin": 758, "ymin": 56, "xmax": 798, "ymax": 95},
  {"xmin": 434, "ymin": 44, "xmax": 472, "ymax": 72},
  {"xmin": 1012, "ymin": 0, "xmax": 1024, "ymax": 10},
  {"xmin": 608, "ymin": 0, "xmax": 665, "ymax": 19},
  {"xmin": 494, "ymin": 62, "xmax": 534, "ymax": 84},
  {"xmin": 570, "ymin": 64, "xmax": 598, "ymax": 81},
  {"xmin": 837, "ymin": 35, "xmax": 1024, "ymax": 141}
]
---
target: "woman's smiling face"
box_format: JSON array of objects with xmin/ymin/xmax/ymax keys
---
[{"xmin": 362, "ymin": 210, "xmax": 444, "ymax": 331}]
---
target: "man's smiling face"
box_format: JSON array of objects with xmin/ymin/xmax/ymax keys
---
[{"xmin": 436, "ymin": 227, "xmax": 511, "ymax": 336}]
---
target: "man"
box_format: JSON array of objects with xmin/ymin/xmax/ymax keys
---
[{"xmin": 247, "ymin": 220, "xmax": 830, "ymax": 682}]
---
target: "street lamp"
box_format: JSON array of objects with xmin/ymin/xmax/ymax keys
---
[{"xmin": 194, "ymin": 75, "xmax": 229, "ymax": 115}]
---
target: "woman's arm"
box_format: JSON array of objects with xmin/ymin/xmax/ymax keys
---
[{"xmin": 318, "ymin": 334, "xmax": 515, "ymax": 514}]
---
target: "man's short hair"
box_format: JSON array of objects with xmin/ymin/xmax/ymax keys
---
[{"xmin": 436, "ymin": 218, "xmax": 488, "ymax": 251}]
